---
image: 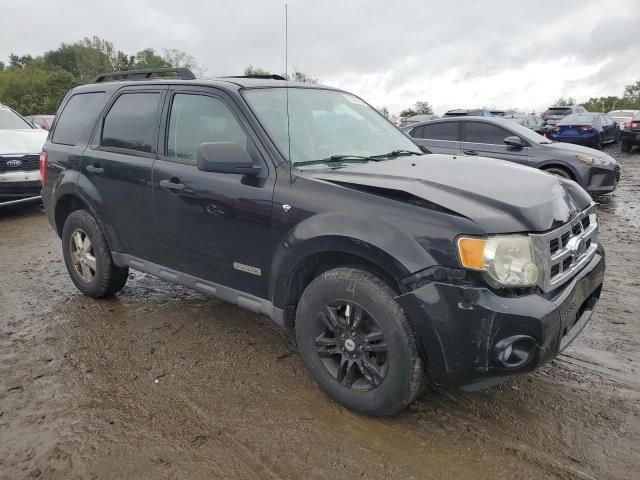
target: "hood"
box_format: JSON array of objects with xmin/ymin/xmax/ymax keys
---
[
  {"xmin": 308, "ymin": 155, "xmax": 592, "ymax": 234},
  {"xmin": 0, "ymin": 129, "xmax": 48, "ymax": 155},
  {"xmin": 542, "ymin": 141, "xmax": 618, "ymax": 165}
]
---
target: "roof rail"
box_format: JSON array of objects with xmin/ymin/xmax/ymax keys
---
[
  {"xmin": 94, "ymin": 67, "xmax": 196, "ymax": 83},
  {"xmin": 222, "ymin": 74, "xmax": 287, "ymax": 81}
]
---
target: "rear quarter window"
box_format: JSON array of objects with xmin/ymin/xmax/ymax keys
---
[{"xmin": 52, "ymin": 92, "xmax": 107, "ymax": 146}]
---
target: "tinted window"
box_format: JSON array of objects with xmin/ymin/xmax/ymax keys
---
[
  {"xmin": 547, "ymin": 107, "xmax": 572, "ymax": 116},
  {"xmin": 419, "ymin": 122, "xmax": 459, "ymax": 141},
  {"xmin": 52, "ymin": 92, "xmax": 106, "ymax": 145},
  {"xmin": 463, "ymin": 122, "xmax": 512, "ymax": 144},
  {"xmin": 167, "ymin": 94, "xmax": 247, "ymax": 162},
  {"xmin": 101, "ymin": 93, "xmax": 161, "ymax": 153},
  {"xmin": 409, "ymin": 126, "xmax": 424, "ymax": 138}
]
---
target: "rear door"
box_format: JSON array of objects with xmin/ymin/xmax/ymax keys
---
[
  {"xmin": 82, "ymin": 87, "xmax": 166, "ymax": 260},
  {"xmin": 460, "ymin": 120, "xmax": 531, "ymax": 167},
  {"xmin": 152, "ymin": 86, "xmax": 275, "ymax": 298},
  {"xmin": 408, "ymin": 121, "xmax": 461, "ymax": 154}
]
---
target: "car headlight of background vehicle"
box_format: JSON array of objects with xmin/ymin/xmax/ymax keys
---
[{"xmin": 457, "ymin": 235, "xmax": 539, "ymax": 287}]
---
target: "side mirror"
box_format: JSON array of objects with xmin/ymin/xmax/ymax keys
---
[
  {"xmin": 197, "ymin": 142, "xmax": 261, "ymax": 176},
  {"xmin": 504, "ymin": 136, "xmax": 525, "ymax": 148}
]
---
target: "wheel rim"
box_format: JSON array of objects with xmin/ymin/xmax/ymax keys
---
[
  {"xmin": 546, "ymin": 168, "xmax": 570, "ymax": 179},
  {"xmin": 313, "ymin": 301, "xmax": 389, "ymax": 391},
  {"xmin": 69, "ymin": 229, "xmax": 96, "ymax": 282}
]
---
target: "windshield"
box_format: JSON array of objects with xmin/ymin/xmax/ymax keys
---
[
  {"xmin": 0, "ymin": 107, "xmax": 33, "ymax": 129},
  {"xmin": 609, "ymin": 110, "xmax": 635, "ymax": 117},
  {"xmin": 242, "ymin": 88, "xmax": 420, "ymax": 168}
]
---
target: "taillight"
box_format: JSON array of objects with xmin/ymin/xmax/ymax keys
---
[
  {"xmin": 623, "ymin": 122, "xmax": 632, "ymax": 129},
  {"xmin": 579, "ymin": 126, "xmax": 594, "ymax": 132},
  {"xmin": 632, "ymin": 122, "xmax": 640, "ymax": 129},
  {"xmin": 39, "ymin": 151, "xmax": 48, "ymax": 186},
  {"xmin": 553, "ymin": 126, "xmax": 560, "ymax": 133}
]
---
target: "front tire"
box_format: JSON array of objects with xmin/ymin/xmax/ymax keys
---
[
  {"xmin": 543, "ymin": 166, "xmax": 572, "ymax": 180},
  {"xmin": 595, "ymin": 134, "xmax": 603, "ymax": 150},
  {"xmin": 295, "ymin": 268, "xmax": 424, "ymax": 416},
  {"xmin": 62, "ymin": 210, "xmax": 129, "ymax": 298}
]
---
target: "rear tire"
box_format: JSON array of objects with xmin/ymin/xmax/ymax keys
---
[
  {"xmin": 621, "ymin": 141, "xmax": 632, "ymax": 153},
  {"xmin": 62, "ymin": 210, "xmax": 129, "ymax": 298},
  {"xmin": 295, "ymin": 268, "xmax": 425, "ymax": 416},
  {"xmin": 595, "ymin": 134, "xmax": 603, "ymax": 150},
  {"xmin": 543, "ymin": 166, "xmax": 572, "ymax": 180}
]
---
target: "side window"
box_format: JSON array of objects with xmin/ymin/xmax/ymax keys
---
[
  {"xmin": 52, "ymin": 92, "xmax": 107, "ymax": 146},
  {"xmin": 421, "ymin": 122, "xmax": 459, "ymax": 141},
  {"xmin": 101, "ymin": 92, "xmax": 161, "ymax": 153},
  {"xmin": 463, "ymin": 122, "xmax": 511, "ymax": 145},
  {"xmin": 410, "ymin": 126, "xmax": 424, "ymax": 138},
  {"xmin": 167, "ymin": 93, "xmax": 248, "ymax": 162}
]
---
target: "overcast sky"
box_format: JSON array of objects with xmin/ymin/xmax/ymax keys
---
[{"xmin": 2, "ymin": 0, "xmax": 639, "ymax": 114}]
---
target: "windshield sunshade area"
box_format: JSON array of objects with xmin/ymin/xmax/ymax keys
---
[
  {"xmin": 0, "ymin": 107, "xmax": 33, "ymax": 129},
  {"xmin": 242, "ymin": 88, "xmax": 421, "ymax": 168}
]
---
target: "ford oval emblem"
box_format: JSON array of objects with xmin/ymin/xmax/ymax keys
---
[{"xmin": 6, "ymin": 159, "xmax": 22, "ymax": 168}]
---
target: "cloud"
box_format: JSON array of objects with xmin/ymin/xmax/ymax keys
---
[{"xmin": 1, "ymin": 0, "xmax": 639, "ymax": 114}]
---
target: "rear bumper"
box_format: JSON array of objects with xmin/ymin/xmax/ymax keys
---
[
  {"xmin": 396, "ymin": 246, "xmax": 605, "ymax": 389},
  {"xmin": 0, "ymin": 170, "xmax": 41, "ymax": 200},
  {"xmin": 621, "ymin": 131, "xmax": 640, "ymax": 145},
  {"xmin": 550, "ymin": 135, "xmax": 597, "ymax": 147}
]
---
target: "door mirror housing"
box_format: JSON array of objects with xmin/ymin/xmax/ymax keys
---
[
  {"xmin": 504, "ymin": 136, "xmax": 525, "ymax": 148},
  {"xmin": 196, "ymin": 142, "xmax": 261, "ymax": 176}
]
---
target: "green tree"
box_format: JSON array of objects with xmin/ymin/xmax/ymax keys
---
[
  {"xmin": 133, "ymin": 48, "xmax": 170, "ymax": 69},
  {"xmin": 399, "ymin": 100, "xmax": 433, "ymax": 117},
  {"xmin": 623, "ymin": 80, "xmax": 640, "ymax": 108},
  {"xmin": 553, "ymin": 96, "xmax": 577, "ymax": 107},
  {"xmin": 582, "ymin": 96, "xmax": 623, "ymax": 112},
  {"xmin": 244, "ymin": 65, "xmax": 272, "ymax": 76},
  {"xmin": 243, "ymin": 65, "xmax": 318, "ymax": 83},
  {"xmin": 0, "ymin": 64, "xmax": 75, "ymax": 115}
]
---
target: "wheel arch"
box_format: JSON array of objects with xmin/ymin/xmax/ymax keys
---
[
  {"xmin": 538, "ymin": 161, "xmax": 578, "ymax": 181},
  {"xmin": 272, "ymin": 235, "xmax": 414, "ymax": 331}
]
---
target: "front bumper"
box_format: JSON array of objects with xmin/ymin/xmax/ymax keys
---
[
  {"xmin": 396, "ymin": 247, "xmax": 605, "ymax": 389},
  {"xmin": 0, "ymin": 170, "xmax": 41, "ymax": 200},
  {"xmin": 586, "ymin": 165, "xmax": 619, "ymax": 194}
]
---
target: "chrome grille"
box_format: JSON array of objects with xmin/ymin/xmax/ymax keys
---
[
  {"xmin": 0, "ymin": 154, "xmax": 40, "ymax": 173},
  {"xmin": 531, "ymin": 204, "xmax": 598, "ymax": 292}
]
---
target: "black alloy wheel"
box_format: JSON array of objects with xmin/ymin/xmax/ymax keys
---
[{"xmin": 314, "ymin": 300, "xmax": 389, "ymax": 391}]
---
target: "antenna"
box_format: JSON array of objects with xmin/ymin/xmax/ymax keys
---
[{"xmin": 285, "ymin": 3, "xmax": 292, "ymax": 180}]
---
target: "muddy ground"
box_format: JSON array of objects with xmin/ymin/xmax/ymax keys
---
[{"xmin": 1, "ymin": 145, "xmax": 639, "ymax": 480}]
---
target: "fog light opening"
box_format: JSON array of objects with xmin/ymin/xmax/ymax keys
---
[{"xmin": 493, "ymin": 335, "xmax": 537, "ymax": 369}]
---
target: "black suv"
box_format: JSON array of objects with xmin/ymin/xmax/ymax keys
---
[
  {"xmin": 621, "ymin": 112, "xmax": 640, "ymax": 152},
  {"xmin": 42, "ymin": 68, "xmax": 605, "ymax": 416}
]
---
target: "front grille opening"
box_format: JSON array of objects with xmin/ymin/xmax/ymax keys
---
[
  {"xmin": 551, "ymin": 264, "xmax": 560, "ymax": 277},
  {"xmin": 581, "ymin": 216, "xmax": 590, "ymax": 229},
  {"xmin": 562, "ymin": 257, "xmax": 572, "ymax": 271},
  {"xmin": 572, "ymin": 223, "xmax": 582, "ymax": 235},
  {"xmin": 561, "ymin": 232, "xmax": 571, "ymax": 247},
  {"xmin": 550, "ymin": 238, "xmax": 560, "ymax": 255}
]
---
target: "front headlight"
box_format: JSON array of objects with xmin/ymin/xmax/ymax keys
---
[
  {"xmin": 577, "ymin": 155, "xmax": 609, "ymax": 166},
  {"xmin": 457, "ymin": 235, "xmax": 539, "ymax": 287}
]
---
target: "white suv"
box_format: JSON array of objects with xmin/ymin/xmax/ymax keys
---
[{"xmin": 0, "ymin": 104, "xmax": 48, "ymax": 205}]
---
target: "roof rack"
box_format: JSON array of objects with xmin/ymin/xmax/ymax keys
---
[
  {"xmin": 222, "ymin": 74, "xmax": 287, "ymax": 81},
  {"xmin": 94, "ymin": 67, "xmax": 196, "ymax": 83}
]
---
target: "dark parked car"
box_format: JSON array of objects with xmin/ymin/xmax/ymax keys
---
[
  {"xmin": 542, "ymin": 105, "xmax": 588, "ymax": 126},
  {"xmin": 620, "ymin": 111, "xmax": 640, "ymax": 152},
  {"xmin": 550, "ymin": 113, "xmax": 619, "ymax": 149},
  {"xmin": 404, "ymin": 117, "xmax": 619, "ymax": 195},
  {"xmin": 42, "ymin": 68, "xmax": 605, "ymax": 416},
  {"xmin": 505, "ymin": 114, "xmax": 549, "ymax": 136}
]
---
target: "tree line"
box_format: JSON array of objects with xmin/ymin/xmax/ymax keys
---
[{"xmin": 0, "ymin": 37, "xmax": 204, "ymax": 115}]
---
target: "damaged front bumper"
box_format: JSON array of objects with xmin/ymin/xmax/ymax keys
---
[{"xmin": 396, "ymin": 246, "xmax": 605, "ymax": 390}]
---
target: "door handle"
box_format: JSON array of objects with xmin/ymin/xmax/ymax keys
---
[
  {"xmin": 159, "ymin": 179, "xmax": 185, "ymax": 191},
  {"xmin": 463, "ymin": 150, "xmax": 479, "ymax": 156},
  {"xmin": 86, "ymin": 164, "xmax": 104, "ymax": 174}
]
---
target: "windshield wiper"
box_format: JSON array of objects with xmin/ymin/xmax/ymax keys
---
[
  {"xmin": 294, "ymin": 155, "xmax": 381, "ymax": 167},
  {"xmin": 370, "ymin": 149, "xmax": 422, "ymax": 158}
]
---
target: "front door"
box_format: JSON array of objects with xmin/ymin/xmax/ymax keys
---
[
  {"xmin": 460, "ymin": 120, "xmax": 531, "ymax": 167},
  {"xmin": 81, "ymin": 88, "xmax": 166, "ymax": 260},
  {"xmin": 152, "ymin": 88, "xmax": 275, "ymax": 299}
]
